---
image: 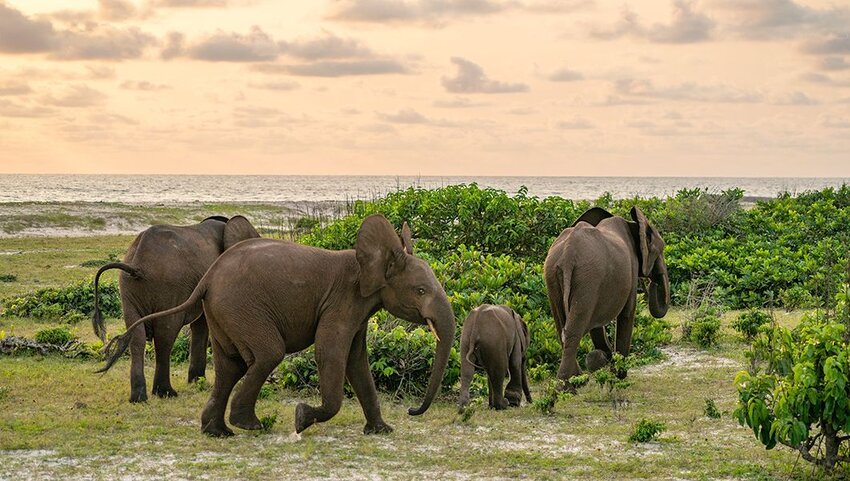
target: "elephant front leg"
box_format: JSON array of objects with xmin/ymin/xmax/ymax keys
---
[
  {"xmin": 614, "ymin": 297, "xmax": 636, "ymax": 380},
  {"xmin": 345, "ymin": 327, "xmax": 393, "ymax": 435},
  {"xmin": 228, "ymin": 331, "xmax": 286, "ymax": 431},
  {"xmin": 295, "ymin": 325, "xmax": 351, "ymax": 434}
]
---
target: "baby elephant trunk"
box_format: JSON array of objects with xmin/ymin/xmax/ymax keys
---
[{"xmin": 408, "ymin": 302, "xmax": 456, "ymax": 416}]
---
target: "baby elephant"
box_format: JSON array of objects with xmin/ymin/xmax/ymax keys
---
[{"xmin": 458, "ymin": 304, "xmax": 532, "ymax": 410}]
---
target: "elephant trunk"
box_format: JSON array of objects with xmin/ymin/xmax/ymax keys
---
[
  {"xmin": 648, "ymin": 258, "xmax": 670, "ymax": 318},
  {"xmin": 408, "ymin": 301, "xmax": 456, "ymax": 416}
]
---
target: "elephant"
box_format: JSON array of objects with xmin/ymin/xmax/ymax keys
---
[
  {"xmin": 99, "ymin": 214, "xmax": 456, "ymax": 437},
  {"xmin": 458, "ymin": 304, "xmax": 532, "ymax": 411},
  {"xmin": 91, "ymin": 215, "xmax": 260, "ymax": 403},
  {"xmin": 543, "ymin": 206, "xmax": 670, "ymax": 388}
]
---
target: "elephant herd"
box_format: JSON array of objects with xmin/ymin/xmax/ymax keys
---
[{"xmin": 96, "ymin": 207, "xmax": 670, "ymax": 437}]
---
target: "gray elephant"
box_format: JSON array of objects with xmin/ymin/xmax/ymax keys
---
[
  {"xmin": 458, "ymin": 304, "xmax": 532, "ymax": 410},
  {"xmin": 92, "ymin": 215, "xmax": 260, "ymax": 403},
  {"xmin": 543, "ymin": 206, "xmax": 670, "ymax": 388},
  {"xmin": 99, "ymin": 214, "xmax": 456, "ymax": 437}
]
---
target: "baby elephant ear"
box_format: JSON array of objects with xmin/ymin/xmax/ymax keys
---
[
  {"xmin": 223, "ymin": 215, "xmax": 260, "ymax": 251},
  {"xmin": 400, "ymin": 222, "xmax": 413, "ymax": 255},
  {"xmin": 356, "ymin": 214, "xmax": 405, "ymax": 297}
]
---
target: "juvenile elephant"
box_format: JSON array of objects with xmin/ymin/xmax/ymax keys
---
[
  {"xmin": 99, "ymin": 214, "xmax": 456, "ymax": 437},
  {"xmin": 92, "ymin": 215, "xmax": 260, "ymax": 403},
  {"xmin": 458, "ymin": 304, "xmax": 532, "ymax": 410},
  {"xmin": 543, "ymin": 206, "xmax": 670, "ymax": 388}
]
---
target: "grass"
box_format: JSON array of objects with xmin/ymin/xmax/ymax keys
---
[{"xmin": 0, "ymin": 233, "xmax": 820, "ymax": 480}]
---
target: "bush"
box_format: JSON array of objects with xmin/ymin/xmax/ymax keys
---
[
  {"xmin": 629, "ymin": 419, "xmax": 666, "ymax": 443},
  {"xmin": 34, "ymin": 326, "xmax": 75, "ymax": 345},
  {"xmin": 735, "ymin": 287, "xmax": 850, "ymax": 471},
  {"xmin": 0, "ymin": 274, "xmax": 16, "ymax": 283},
  {"xmin": 170, "ymin": 332, "xmax": 190, "ymax": 363},
  {"xmin": 704, "ymin": 399, "xmax": 721, "ymax": 419},
  {"xmin": 1, "ymin": 280, "xmax": 121, "ymax": 321},
  {"xmin": 683, "ymin": 314, "xmax": 721, "ymax": 348},
  {"xmin": 732, "ymin": 309, "xmax": 771, "ymax": 342},
  {"xmin": 532, "ymin": 380, "xmax": 571, "ymax": 415}
]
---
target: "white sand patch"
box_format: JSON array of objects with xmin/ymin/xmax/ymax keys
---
[{"xmin": 638, "ymin": 346, "xmax": 739, "ymax": 375}]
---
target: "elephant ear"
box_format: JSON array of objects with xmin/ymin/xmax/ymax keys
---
[
  {"xmin": 356, "ymin": 214, "xmax": 406, "ymax": 297},
  {"xmin": 630, "ymin": 206, "xmax": 653, "ymax": 277},
  {"xmin": 400, "ymin": 222, "xmax": 413, "ymax": 255},
  {"xmin": 223, "ymin": 215, "xmax": 260, "ymax": 251},
  {"xmin": 572, "ymin": 207, "xmax": 614, "ymax": 227}
]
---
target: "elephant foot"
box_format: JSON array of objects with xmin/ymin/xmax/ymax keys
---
[
  {"xmin": 363, "ymin": 421, "xmax": 394, "ymax": 435},
  {"xmin": 615, "ymin": 368, "xmax": 628, "ymax": 380},
  {"xmin": 202, "ymin": 420, "xmax": 234, "ymax": 438},
  {"xmin": 585, "ymin": 350, "xmax": 610, "ymax": 373},
  {"xmin": 129, "ymin": 391, "xmax": 148, "ymax": 403},
  {"xmin": 187, "ymin": 371, "xmax": 206, "ymax": 384},
  {"xmin": 505, "ymin": 396, "xmax": 521, "ymax": 407},
  {"xmin": 294, "ymin": 403, "xmax": 317, "ymax": 434},
  {"xmin": 229, "ymin": 408, "xmax": 262, "ymax": 431},
  {"xmin": 152, "ymin": 386, "xmax": 178, "ymax": 398}
]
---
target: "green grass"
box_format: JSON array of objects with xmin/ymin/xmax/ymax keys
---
[{"xmin": 0, "ymin": 233, "xmax": 818, "ymax": 480}]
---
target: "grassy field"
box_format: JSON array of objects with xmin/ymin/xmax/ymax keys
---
[{"xmin": 0, "ymin": 235, "xmax": 818, "ymax": 480}]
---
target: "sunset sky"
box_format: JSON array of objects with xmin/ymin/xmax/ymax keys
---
[{"xmin": 0, "ymin": 0, "xmax": 848, "ymax": 176}]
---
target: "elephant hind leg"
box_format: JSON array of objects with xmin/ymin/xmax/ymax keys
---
[
  {"xmin": 229, "ymin": 333, "xmax": 286, "ymax": 431},
  {"xmin": 486, "ymin": 358, "xmax": 508, "ymax": 410},
  {"xmin": 151, "ymin": 314, "xmax": 182, "ymax": 398},
  {"xmin": 201, "ymin": 339, "xmax": 246, "ymax": 437},
  {"xmin": 504, "ymin": 347, "xmax": 524, "ymax": 407},
  {"xmin": 586, "ymin": 327, "xmax": 613, "ymax": 372},
  {"xmin": 188, "ymin": 314, "xmax": 209, "ymax": 384},
  {"xmin": 124, "ymin": 305, "xmax": 148, "ymax": 403}
]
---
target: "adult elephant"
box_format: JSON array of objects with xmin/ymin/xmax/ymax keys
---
[
  {"xmin": 92, "ymin": 215, "xmax": 260, "ymax": 403},
  {"xmin": 99, "ymin": 214, "xmax": 456, "ymax": 437},
  {"xmin": 543, "ymin": 206, "xmax": 669, "ymax": 388}
]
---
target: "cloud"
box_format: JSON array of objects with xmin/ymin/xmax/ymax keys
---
[
  {"xmin": 557, "ymin": 118, "xmax": 593, "ymax": 129},
  {"xmin": 614, "ymin": 77, "xmax": 762, "ymax": 103},
  {"xmin": 802, "ymin": 34, "xmax": 850, "ymax": 56},
  {"xmin": 442, "ymin": 57, "xmax": 528, "ymax": 94},
  {"xmin": 770, "ymin": 91, "xmax": 818, "ymax": 105},
  {"xmin": 0, "ymin": 81, "xmax": 32, "ymax": 96},
  {"xmin": 801, "ymin": 72, "xmax": 850, "ymax": 87},
  {"xmin": 377, "ymin": 108, "xmax": 430, "ymax": 124},
  {"xmin": 0, "ymin": 99, "xmax": 55, "ymax": 118},
  {"xmin": 0, "ymin": 4, "xmax": 56, "ymax": 53},
  {"xmin": 819, "ymin": 115, "xmax": 850, "ymax": 129},
  {"xmin": 279, "ymin": 32, "xmax": 374, "ymax": 60},
  {"xmin": 590, "ymin": 1, "xmax": 714, "ymax": 44},
  {"xmin": 43, "ymin": 85, "xmax": 107, "ymax": 107},
  {"xmin": 269, "ymin": 60, "xmax": 409, "ymax": 77},
  {"xmin": 99, "ymin": 0, "xmax": 141, "ymax": 21},
  {"xmin": 327, "ymin": 0, "xmax": 507, "ymax": 24},
  {"xmin": 161, "ymin": 32, "xmax": 185, "ymax": 60},
  {"xmin": 432, "ymin": 97, "xmax": 488, "ymax": 108},
  {"xmin": 711, "ymin": 0, "xmax": 850, "ymax": 40},
  {"xmin": 188, "ymin": 26, "xmax": 279, "ymax": 62},
  {"xmin": 149, "ymin": 0, "xmax": 229, "ymax": 6},
  {"xmin": 547, "ymin": 67, "xmax": 583, "ymax": 82},
  {"xmin": 249, "ymin": 80, "xmax": 301, "ymax": 90},
  {"xmin": 54, "ymin": 28, "xmax": 156, "ymax": 60},
  {"xmin": 120, "ymin": 80, "xmax": 171, "ymax": 91},
  {"xmin": 818, "ymin": 56, "xmax": 850, "ymax": 71}
]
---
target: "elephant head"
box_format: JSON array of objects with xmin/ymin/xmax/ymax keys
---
[
  {"xmin": 222, "ymin": 215, "xmax": 261, "ymax": 250},
  {"xmin": 355, "ymin": 214, "xmax": 456, "ymax": 416},
  {"xmin": 630, "ymin": 207, "xmax": 669, "ymax": 318}
]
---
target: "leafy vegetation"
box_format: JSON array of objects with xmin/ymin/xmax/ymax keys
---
[
  {"xmin": 33, "ymin": 326, "xmax": 74, "ymax": 346},
  {"xmin": 628, "ymin": 418, "xmax": 666, "ymax": 443},
  {"xmin": 732, "ymin": 309, "xmax": 772, "ymax": 342},
  {"xmin": 1, "ymin": 280, "xmax": 121, "ymax": 321},
  {"xmin": 704, "ymin": 398, "xmax": 721, "ymax": 419}
]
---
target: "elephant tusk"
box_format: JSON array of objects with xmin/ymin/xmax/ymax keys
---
[{"xmin": 426, "ymin": 319, "xmax": 441, "ymax": 343}]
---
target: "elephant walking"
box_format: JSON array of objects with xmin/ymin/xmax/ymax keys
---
[
  {"xmin": 99, "ymin": 214, "xmax": 456, "ymax": 437},
  {"xmin": 543, "ymin": 207, "xmax": 670, "ymax": 388},
  {"xmin": 92, "ymin": 216, "xmax": 260, "ymax": 403},
  {"xmin": 458, "ymin": 304, "xmax": 532, "ymax": 410}
]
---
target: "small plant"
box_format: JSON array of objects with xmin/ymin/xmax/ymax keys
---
[
  {"xmin": 0, "ymin": 274, "xmax": 16, "ymax": 283},
  {"xmin": 0, "ymin": 386, "xmax": 9, "ymax": 401},
  {"xmin": 532, "ymin": 380, "xmax": 571, "ymax": 415},
  {"xmin": 60, "ymin": 310, "xmax": 87, "ymax": 325},
  {"xmin": 779, "ymin": 285, "xmax": 815, "ymax": 311},
  {"xmin": 457, "ymin": 398, "xmax": 482, "ymax": 424},
  {"xmin": 170, "ymin": 332, "xmax": 190, "ymax": 363},
  {"xmin": 704, "ymin": 398, "xmax": 721, "ymax": 419},
  {"xmin": 681, "ymin": 282, "xmax": 724, "ymax": 348},
  {"xmin": 194, "ymin": 376, "xmax": 209, "ymax": 392},
  {"xmin": 732, "ymin": 309, "xmax": 771, "ymax": 342},
  {"xmin": 629, "ymin": 419, "xmax": 666, "ymax": 443},
  {"xmin": 259, "ymin": 413, "xmax": 277, "ymax": 432},
  {"xmin": 258, "ymin": 383, "xmax": 275, "ymax": 400},
  {"xmin": 33, "ymin": 326, "xmax": 74, "ymax": 346}
]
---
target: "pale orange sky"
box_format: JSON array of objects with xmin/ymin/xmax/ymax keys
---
[{"xmin": 0, "ymin": 0, "xmax": 848, "ymax": 176}]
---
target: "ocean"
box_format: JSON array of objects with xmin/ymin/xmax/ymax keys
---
[{"xmin": 0, "ymin": 174, "xmax": 848, "ymax": 203}]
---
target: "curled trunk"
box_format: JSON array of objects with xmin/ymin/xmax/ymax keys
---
[
  {"xmin": 648, "ymin": 259, "xmax": 670, "ymax": 318},
  {"xmin": 408, "ymin": 308, "xmax": 456, "ymax": 416}
]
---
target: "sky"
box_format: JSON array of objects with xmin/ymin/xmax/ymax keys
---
[{"xmin": 0, "ymin": 0, "xmax": 848, "ymax": 176}]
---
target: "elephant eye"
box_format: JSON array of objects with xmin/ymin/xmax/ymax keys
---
[{"xmin": 416, "ymin": 287, "xmax": 426, "ymax": 295}]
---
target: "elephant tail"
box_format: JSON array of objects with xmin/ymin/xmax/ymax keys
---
[
  {"xmin": 96, "ymin": 276, "xmax": 208, "ymax": 374},
  {"xmin": 463, "ymin": 321, "xmax": 483, "ymax": 370},
  {"xmin": 91, "ymin": 262, "xmax": 141, "ymax": 343},
  {"xmin": 558, "ymin": 264, "xmax": 574, "ymax": 345}
]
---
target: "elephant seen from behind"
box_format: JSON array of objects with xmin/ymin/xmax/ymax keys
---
[
  {"xmin": 458, "ymin": 304, "xmax": 532, "ymax": 411},
  {"xmin": 543, "ymin": 206, "xmax": 670, "ymax": 389},
  {"xmin": 100, "ymin": 214, "xmax": 456, "ymax": 437},
  {"xmin": 92, "ymin": 215, "xmax": 260, "ymax": 403}
]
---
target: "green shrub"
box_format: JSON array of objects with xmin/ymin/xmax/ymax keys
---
[
  {"xmin": 779, "ymin": 285, "xmax": 815, "ymax": 310},
  {"xmin": 34, "ymin": 326, "xmax": 75, "ymax": 346},
  {"xmin": 60, "ymin": 310, "xmax": 88, "ymax": 325},
  {"xmin": 0, "ymin": 274, "xmax": 16, "ymax": 283},
  {"xmin": 259, "ymin": 413, "xmax": 277, "ymax": 432},
  {"xmin": 735, "ymin": 289, "xmax": 850, "ymax": 471},
  {"xmin": 704, "ymin": 399, "xmax": 721, "ymax": 419},
  {"xmin": 683, "ymin": 314, "xmax": 721, "ymax": 348},
  {"xmin": 1, "ymin": 280, "xmax": 121, "ymax": 320},
  {"xmin": 170, "ymin": 332, "xmax": 190, "ymax": 363},
  {"xmin": 732, "ymin": 309, "xmax": 771, "ymax": 342},
  {"xmin": 532, "ymin": 380, "xmax": 571, "ymax": 415},
  {"xmin": 629, "ymin": 419, "xmax": 666, "ymax": 443}
]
